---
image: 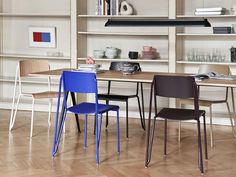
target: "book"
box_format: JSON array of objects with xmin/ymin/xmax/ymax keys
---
[
  {"xmin": 195, "ymin": 7, "xmax": 225, "ymax": 12},
  {"xmin": 213, "ymin": 27, "xmax": 232, "ymax": 34},
  {"xmin": 116, "ymin": 0, "xmax": 120, "ymax": 15},
  {"xmin": 106, "ymin": 0, "xmax": 111, "ymax": 15},
  {"xmin": 78, "ymin": 64, "xmax": 101, "ymax": 69},
  {"xmin": 111, "ymin": 0, "xmax": 117, "ymax": 15},
  {"xmin": 195, "ymin": 11, "xmax": 224, "ymax": 15},
  {"xmin": 95, "ymin": 0, "xmax": 99, "ymax": 15}
]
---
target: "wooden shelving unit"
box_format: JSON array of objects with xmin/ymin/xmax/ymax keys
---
[{"xmin": 0, "ymin": 0, "xmax": 71, "ymax": 109}]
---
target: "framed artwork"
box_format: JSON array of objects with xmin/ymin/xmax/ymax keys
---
[{"xmin": 29, "ymin": 27, "xmax": 56, "ymax": 48}]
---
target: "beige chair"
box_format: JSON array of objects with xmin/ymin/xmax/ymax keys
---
[
  {"xmin": 9, "ymin": 60, "xmax": 61, "ymax": 137},
  {"xmin": 178, "ymin": 64, "xmax": 236, "ymax": 147}
]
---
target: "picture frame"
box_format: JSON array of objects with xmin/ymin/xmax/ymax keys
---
[{"xmin": 29, "ymin": 27, "xmax": 56, "ymax": 48}]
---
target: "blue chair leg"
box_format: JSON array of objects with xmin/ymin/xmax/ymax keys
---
[
  {"xmin": 95, "ymin": 113, "xmax": 103, "ymax": 164},
  {"xmin": 84, "ymin": 114, "xmax": 88, "ymax": 149},
  {"xmin": 52, "ymin": 110, "xmax": 67, "ymax": 157},
  {"xmin": 116, "ymin": 110, "xmax": 120, "ymax": 154},
  {"xmin": 95, "ymin": 114, "xmax": 99, "ymax": 164},
  {"xmin": 98, "ymin": 114, "xmax": 103, "ymax": 146}
]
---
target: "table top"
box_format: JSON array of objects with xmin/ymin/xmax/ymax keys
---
[{"xmin": 30, "ymin": 68, "xmax": 236, "ymax": 88}]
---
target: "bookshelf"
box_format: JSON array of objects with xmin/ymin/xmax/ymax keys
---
[{"xmin": 0, "ymin": 0, "xmax": 71, "ymax": 110}]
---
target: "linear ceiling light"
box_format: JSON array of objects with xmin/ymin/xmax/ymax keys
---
[{"xmin": 105, "ymin": 18, "xmax": 211, "ymax": 27}]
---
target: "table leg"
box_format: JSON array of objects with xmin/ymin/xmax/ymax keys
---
[
  {"xmin": 70, "ymin": 92, "xmax": 81, "ymax": 133},
  {"xmin": 140, "ymin": 83, "xmax": 146, "ymax": 130}
]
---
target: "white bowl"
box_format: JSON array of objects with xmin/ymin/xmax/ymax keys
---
[{"xmin": 93, "ymin": 50, "xmax": 105, "ymax": 58}]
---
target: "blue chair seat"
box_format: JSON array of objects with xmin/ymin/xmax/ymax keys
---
[{"xmin": 67, "ymin": 102, "xmax": 119, "ymax": 114}]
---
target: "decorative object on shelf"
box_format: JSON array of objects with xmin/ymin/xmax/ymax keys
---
[
  {"xmin": 232, "ymin": 24, "xmax": 236, "ymax": 33},
  {"xmin": 194, "ymin": 7, "xmax": 226, "ymax": 15},
  {"xmin": 120, "ymin": 0, "xmax": 133, "ymax": 15},
  {"xmin": 143, "ymin": 46, "xmax": 152, "ymax": 52},
  {"xmin": 186, "ymin": 48, "xmax": 226, "ymax": 62},
  {"xmin": 213, "ymin": 26, "xmax": 232, "ymax": 34},
  {"xmin": 230, "ymin": 47, "xmax": 236, "ymax": 62},
  {"xmin": 105, "ymin": 47, "xmax": 118, "ymax": 58},
  {"xmin": 141, "ymin": 46, "xmax": 158, "ymax": 59},
  {"xmin": 86, "ymin": 57, "xmax": 95, "ymax": 64},
  {"xmin": 105, "ymin": 18, "xmax": 211, "ymax": 27},
  {"xmin": 128, "ymin": 51, "xmax": 138, "ymax": 59},
  {"xmin": 29, "ymin": 27, "xmax": 56, "ymax": 48},
  {"xmin": 231, "ymin": 2, "xmax": 236, "ymax": 14},
  {"xmin": 93, "ymin": 49, "xmax": 105, "ymax": 58}
]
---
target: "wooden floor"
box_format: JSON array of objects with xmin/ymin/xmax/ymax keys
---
[{"xmin": 1, "ymin": 109, "xmax": 236, "ymax": 177}]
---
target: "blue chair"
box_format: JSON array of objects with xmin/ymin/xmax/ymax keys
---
[{"xmin": 52, "ymin": 71, "xmax": 120, "ymax": 164}]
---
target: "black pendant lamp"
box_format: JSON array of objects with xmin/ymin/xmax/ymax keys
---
[{"xmin": 105, "ymin": 18, "xmax": 211, "ymax": 27}]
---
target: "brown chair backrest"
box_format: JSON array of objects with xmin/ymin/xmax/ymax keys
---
[
  {"xmin": 153, "ymin": 75, "xmax": 198, "ymax": 99},
  {"xmin": 19, "ymin": 60, "xmax": 49, "ymax": 77}
]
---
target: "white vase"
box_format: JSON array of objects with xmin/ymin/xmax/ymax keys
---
[{"xmin": 120, "ymin": 1, "xmax": 133, "ymax": 15}]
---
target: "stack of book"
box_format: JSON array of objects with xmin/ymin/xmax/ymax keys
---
[
  {"xmin": 77, "ymin": 64, "xmax": 102, "ymax": 73},
  {"xmin": 95, "ymin": 0, "xmax": 120, "ymax": 15},
  {"xmin": 213, "ymin": 26, "xmax": 232, "ymax": 34},
  {"xmin": 194, "ymin": 7, "xmax": 226, "ymax": 15}
]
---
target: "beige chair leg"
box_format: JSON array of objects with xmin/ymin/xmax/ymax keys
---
[
  {"xmin": 178, "ymin": 121, "xmax": 181, "ymax": 142},
  {"xmin": 48, "ymin": 98, "xmax": 52, "ymax": 127},
  {"xmin": 63, "ymin": 122, "xmax": 66, "ymax": 133},
  {"xmin": 209, "ymin": 105, "xmax": 213, "ymax": 148},
  {"xmin": 30, "ymin": 98, "xmax": 35, "ymax": 137},
  {"xmin": 9, "ymin": 94, "xmax": 21, "ymax": 131}
]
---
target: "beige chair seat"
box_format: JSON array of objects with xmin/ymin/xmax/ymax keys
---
[{"xmin": 179, "ymin": 98, "xmax": 227, "ymax": 107}]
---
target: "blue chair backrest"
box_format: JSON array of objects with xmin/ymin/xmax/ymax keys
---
[{"xmin": 62, "ymin": 71, "xmax": 98, "ymax": 94}]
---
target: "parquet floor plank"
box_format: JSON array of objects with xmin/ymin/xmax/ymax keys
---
[{"xmin": 1, "ymin": 109, "xmax": 236, "ymax": 176}]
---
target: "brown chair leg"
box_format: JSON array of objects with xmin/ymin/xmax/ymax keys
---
[
  {"xmin": 197, "ymin": 119, "xmax": 204, "ymax": 173},
  {"xmin": 126, "ymin": 100, "xmax": 129, "ymax": 138},
  {"xmin": 164, "ymin": 119, "xmax": 167, "ymax": 155},
  {"xmin": 203, "ymin": 114, "xmax": 208, "ymax": 160}
]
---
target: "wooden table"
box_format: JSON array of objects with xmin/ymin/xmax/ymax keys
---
[
  {"xmin": 31, "ymin": 68, "xmax": 236, "ymax": 145},
  {"xmin": 31, "ymin": 68, "xmax": 236, "ymax": 87}
]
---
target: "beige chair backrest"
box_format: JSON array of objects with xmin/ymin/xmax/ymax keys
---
[
  {"xmin": 198, "ymin": 64, "xmax": 230, "ymax": 75},
  {"xmin": 19, "ymin": 60, "xmax": 49, "ymax": 77}
]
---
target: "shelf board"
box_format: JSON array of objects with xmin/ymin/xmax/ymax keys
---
[
  {"xmin": 0, "ymin": 53, "xmax": 71, "ymax": 60},
  {"xmin": 177, "ymin": 14, "xmax": 236, "ymax": 18},
  {"xmin": 176, "ymin": 60, "xmax": 236, "ymax": 66},
  {"xmin": 78, "ymin": 58, "xmax": 169, "ymax": 63},
  {"xmin": 78, "ymin": 15, "xmax": 169, "ymax": 19},
  {"xmin": 177, "ymin": 33, "xmax": 236, "ymax": 37},
  {"xmin": 78, "ymin": 31, "xmax": 168, "ymax": 36},
  {"xmin": 0, "ymin": 13, "xmax": 70, "ymax": 17}
]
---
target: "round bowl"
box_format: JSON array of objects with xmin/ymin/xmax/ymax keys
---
[
  {"xmin": 143, "ymin": 46, "xmax": 152, "ymax": 52},
  {"xmin": 93, "ymin": 50, "xmax": 105, "ymax": 58}
]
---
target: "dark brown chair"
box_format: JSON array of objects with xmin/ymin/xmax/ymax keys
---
[
  {"xmin": 145, "ymin": 75, "xmax": 208, "ymax": 173},
  {"xmin": 98, "ymin": 62, "xmax": 145, "ymax": 138}
]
